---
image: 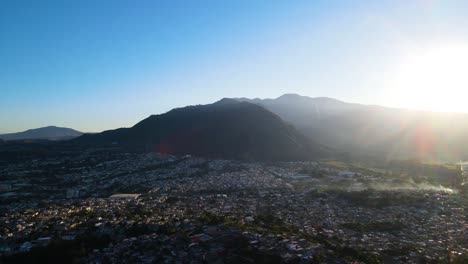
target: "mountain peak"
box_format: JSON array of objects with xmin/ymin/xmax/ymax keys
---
[
  {"xmin": 75, "ymin": 100, "xmax": 324, "ymax": 160},
  {"xmin": 275, "ymin": 94, "xmax": 344, "ymax": 104},
  {"xmin": 276, "ymin": 93, "xmax": 303, "ymax": 100},
  {"xmin": 214, "ymin": 98, "xmax": 240, "ymax": 105}
]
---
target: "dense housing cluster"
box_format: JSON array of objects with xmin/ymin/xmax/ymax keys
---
[{"xmin": 1, "ymin": 151, "xmax": 467, "ymax": 263}]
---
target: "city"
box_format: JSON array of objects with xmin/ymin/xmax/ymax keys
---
[{"xmin": 1, "ymin": 148, "xmax": 466, "ymax": 263}]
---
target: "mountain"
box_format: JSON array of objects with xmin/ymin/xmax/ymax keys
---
[
  {"xmin": 0, "ymin": 126, "xmax": 83, "ymax": 141},
  {"xmin": 75, "ymin": 100, "xmax": 327, "ymax": 161},
  {"xmin": 237, "ymin": 94, "xmax": 362, "ymax": 129},
  {"xmin": 235, "ymin": 94, "xmax": 468, "ymax": 162}
]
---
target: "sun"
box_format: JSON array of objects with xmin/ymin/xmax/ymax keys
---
[{"xmin": 388, "ymin": 43, "xmax": 468, "ymax": 112}]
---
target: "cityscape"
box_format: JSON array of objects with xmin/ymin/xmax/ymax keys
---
[{"xmin": 1, "ymin": 147, "xmax": 466, "ymax": 263}]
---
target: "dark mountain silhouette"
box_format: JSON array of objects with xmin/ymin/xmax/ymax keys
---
[
  {"xmin": 0, "ymin": 126, "xmax": 83, "ymax": 141},
  {"xmin": 75, "ymin": 100, "xmax": 327, "ymax": 161},
  {"xmin": 235, "ymin": 94, "xmax": 468, "ymax": 162}
]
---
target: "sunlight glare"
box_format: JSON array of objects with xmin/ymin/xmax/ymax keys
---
[{"xmin": 389, "ymin": 43, "xmax": 468, "ymax": 112}]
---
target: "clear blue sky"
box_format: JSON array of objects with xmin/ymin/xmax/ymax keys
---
[{"xmin": 2, "ymin": 0, "xmax": 468, "ymax": 133}]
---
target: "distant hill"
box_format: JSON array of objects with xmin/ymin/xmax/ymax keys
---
[
  {"xmin": 75, "ymin": 100, "xmax": 327, "ymax": 161},
  {"xmin": 0, "ymin": 126, "xmax": 83, "ymax": 141},
  {"xmin": 235, "ymin": 94, "xmax": 468, "ymax": 162}
]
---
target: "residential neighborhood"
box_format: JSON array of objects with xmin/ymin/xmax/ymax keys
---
[{"xmin": 1, "ymin": 150, "xmax": 466, "ymax": 263}]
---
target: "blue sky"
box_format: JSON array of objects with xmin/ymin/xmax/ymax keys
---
[{"xmin": 2, "ymin": 0, "xmax": 468, "ymax": 133}]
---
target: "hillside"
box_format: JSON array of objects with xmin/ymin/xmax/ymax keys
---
[
  {"xmin": 236, "ymin": 94, "xmax": 468, "ymax": 162},
  {"xmin": 75, "ymin": 100, "xmax": 326, "ymax": 161},
  {"xmin": 0, "ymin": 126, "xmax": 83, "ymax": 141}
]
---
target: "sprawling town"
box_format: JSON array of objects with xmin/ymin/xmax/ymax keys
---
[{"xmin": 1, "ymin": 149, "xmax": 467, "ymax": 263}]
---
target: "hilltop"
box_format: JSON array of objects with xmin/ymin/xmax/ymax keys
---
[
  {"xmin": 75, "ymin": 99, "xmax": 327, "ymax": 161},
  {"xmin": 0, "ymin": 126, "xmax": 83, "ymax": 141}
]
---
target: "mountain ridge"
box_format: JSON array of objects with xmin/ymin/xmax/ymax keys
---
[
  {"xmin": 0, "ymin": 126, "xmax": 83, "ymax": 141},
  {"xmin": 232, "ymin": 94, "xmax": 468, "ymax": 162},
  {"xmin": 75, "ymin": 100, "xmax": 328, "ymax": 161}
]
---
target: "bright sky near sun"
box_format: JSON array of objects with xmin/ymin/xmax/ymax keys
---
[{"xmin": 2, "ymin": 0, "xmax": 468, "ymax": 133}]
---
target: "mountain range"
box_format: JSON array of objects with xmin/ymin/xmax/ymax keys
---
[
  {"xmin": 236, "ymin": 94, "xmax": 468, "ymax": 162},
  {"xmin": 6, "ymin": 94, "xmax": 468, "ymax": 162},
  {"xmin": 0, "ymin": 126, "xmax": 83, "ymax": 141}
]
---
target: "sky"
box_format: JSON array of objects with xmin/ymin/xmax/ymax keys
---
[{"xmin": 2, "ymin": 0, "xmax": 468, "ymax": 133}]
